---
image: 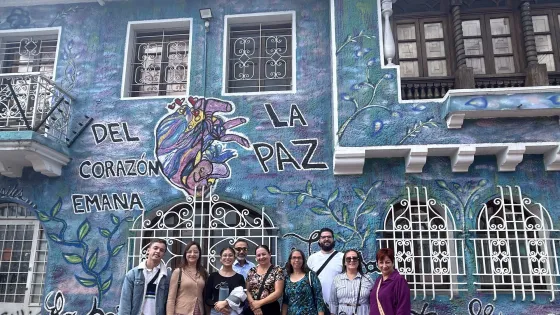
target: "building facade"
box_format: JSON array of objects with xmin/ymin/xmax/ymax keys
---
[{"xmin": 0, "ymin": 0, "xmax": 559, "ymax": 314}]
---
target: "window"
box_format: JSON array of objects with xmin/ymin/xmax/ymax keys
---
[
  {"xmin": 127, "ymin": 190, "xmax": 278, "ymax": 272},
  {"xmin": 122, "ymin": 19, "xmax": 191, "ymax": 99},
  {"xmin": 532, "ymin": 10, "xmax": 560, "ymax": 72},
  {"xmin": 377, "ymin": 187, "xmax": 466, "ymax": 300},
  {"xmin": 395, "ymin": 19, "xmax": 451, "ymax": 78},
  {"xmin": 462, "ymin": 15, "xmax": 519, "ymax": 75},
  {"xmin": 471, "ymin": 186, "xmax": 560, "ymax": 300},
  {"xmin": 0, "ymin": 33, "xmax": 57, "ymax": 76},
  {"xmin": 223, "ymin": 12, "xmax": 295, "ymax": 94},
  {"xmin": 0, "ymin": 203, "xmax": 48, "ymax": 307}
]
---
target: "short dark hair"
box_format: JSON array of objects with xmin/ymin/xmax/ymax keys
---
[
  {"xmin": 148, "ymin": 238, "xmax": 167, "ymax": 250},
  {"xmin": 234, "ymin": 239, "xmax": 249, "ymax": 247},
  {"xmin": 319, "ymin": 227, "xmax": 334, "ymax": 238},
  {"xmin": 285, "ymin": 249, "xmax": 310, "ymax": 274},
  {"xmin": 376, "ymin": 248, "xmax": 394, "ymax": 263}
]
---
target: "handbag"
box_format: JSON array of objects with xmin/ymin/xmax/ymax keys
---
[{"xmin": 375, "ymin": 278, "xmax": 386, "ymax": 315}]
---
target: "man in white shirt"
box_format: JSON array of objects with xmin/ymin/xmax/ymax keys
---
[{"xmin": 307, "ymin": 228, "xmax": 344, "ymax": 306}]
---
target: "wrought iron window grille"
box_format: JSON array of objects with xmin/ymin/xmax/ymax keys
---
[
  {"xmin": 129, "ymin": 29, "xmax": 189, "ymax": 98},
  {"xmin": 0, "ymin": 203, "xmax": 48, "ymax": 306},
  {"xmin": 226, "ymin": 21, "xmax": 293, "ymax": 93},
  {"xmin": 471, "ymin": 185, "xmax": 560, "ymax": 301},
  {"xmin": 377, "ymin": 186, "xmax": 467, "ymax": 300},
  {"xmin": 127, "ymin": 187, "xmax": 278, "ymax": 272},
  {"xmin": 0, "ymin": 36, "xmax": 57, "ymax": 75}
]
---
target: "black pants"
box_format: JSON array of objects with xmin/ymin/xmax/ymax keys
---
[{"xmin": 243, "ymin": 300, "xmax": 281, "ymax": 315}]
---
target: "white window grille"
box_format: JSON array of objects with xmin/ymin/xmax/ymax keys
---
[
  {"xmin": 471, "ymin": 185, "xmax": 560, "ymax": 301},
  {"xmin": 377, "ymin": 186, "xmax": 466, "ymax": 300},
  {"xmin": 0, "ymin": 34, "xmax": 57, "ymax": 75},
  {"xmin": 0, "ymin": 202, "xmax": 48, "ymax": 308},
  {"xmin": 223, "ymin": 12, "xmax": 295, "ymax": 95},
  {"xmin": 127, "ymin": 187, "xmax": 278, "ymax": 272},
  {"xmin": 122, "ymin": 19, "xmax": 191, "ymax": 99}
]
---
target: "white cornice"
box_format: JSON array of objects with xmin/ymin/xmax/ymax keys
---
[
  {"xmin": 0, "ymin": 0, "xmax": 125, "ymax": 7},
  {"xmin": 334, "ymin": 142, "xmax": 560, "ymax": 175},
  {"xmin": 0, "ymin": 140, "xmax": 71, "ymax": 177}
]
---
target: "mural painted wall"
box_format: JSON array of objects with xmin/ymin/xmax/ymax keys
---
[{"xmin": 0, "ymin": 0, "xmax": 558, "ymax": 314}]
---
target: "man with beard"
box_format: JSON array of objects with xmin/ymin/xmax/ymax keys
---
[
  {"xmin": 307, "ymin": 228, "xmax": 344, "ymax": 308},
  {"xmin": 119, "ymin": 239, "xmax": 169, "ymax": 315},
  {"xmin": 232, "ymin": 238, "xmax": 255, "ymax": 279}
]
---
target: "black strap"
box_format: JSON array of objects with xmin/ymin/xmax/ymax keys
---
[
  {"xmin": 316, "ymin": 250, "xmax": 338, "ymax": 276},
  {"xmin": 256, "ymin": 265, "xmax": 274, "ymax": 299},
  {"xmin": 148, "ymin": 268, "xmax": 161, "ymax": 286},
  {"xmin": 176, "ymin": 268, "xmax": 182, "ymax": 300},
  {"xmin": 308, "ymin": 272, "xmax": 317, "ymax": 309},
  {"xmin": 354, "ymin": 275, "xmax": 362, "ymax": 315}
]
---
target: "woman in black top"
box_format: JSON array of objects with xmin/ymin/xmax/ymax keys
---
[{"xmin": 204, "ymin": 246, "xmax": 246, "ymax": 315}]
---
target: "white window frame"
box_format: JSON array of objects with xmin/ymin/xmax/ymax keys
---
[
  {"xmin": 0, "ymin": 203, "xmax": 48, "ymax": 311},
  {"xmin": 0, "ymin": 27, "xmax": 61, "ymax": 78},
  {"xmin": 222, "ymin": 11, "xmax": 297, "ymax": 96},
  {"xmin": 377, "ymin": 186, "xmax": 466, "ymax": 300},
  {"xmin": 120, "ymin": 18, "xmax": 193, "ymax": 100}
]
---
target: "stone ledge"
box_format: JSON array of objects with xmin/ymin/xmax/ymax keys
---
[
  {"xmin": 334, "ymin": 142, "xmax": 560, "ymax": 175},
  {"xmin": 0, "ymin": 140, "xmax": 71, "ymax": 178}
]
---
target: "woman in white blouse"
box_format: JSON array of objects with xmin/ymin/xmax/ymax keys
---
[{"xmin": 329, "ymin": 250, "xmax": 373, "ymax": 315}]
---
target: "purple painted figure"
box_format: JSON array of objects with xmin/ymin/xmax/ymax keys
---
[
  {"xmin": 369, "ymin": 248, "xmax": 411, "ymax": 315},
  {"xmin": 155, "ymin": 97, "xmax": 250, "ymax": 195}
]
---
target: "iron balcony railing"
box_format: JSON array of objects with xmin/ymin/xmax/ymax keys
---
[{"xmin": 0, "ymin": 73, "xmax": 74, "ymax": 144}]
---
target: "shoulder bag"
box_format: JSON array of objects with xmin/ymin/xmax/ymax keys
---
[
  {"xmin": 316, "ymin": 250, "xmax": 338, "ymax": 276},
  {"xmin": 375, "ymin": 278, "xmax": 386, "ymax": 315}
]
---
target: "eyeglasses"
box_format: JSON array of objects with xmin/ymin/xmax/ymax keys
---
[
  {"xmin": 320, "ymin": 235, "xmax": 333, "ymax": 239},
  {"xmin": 234, "ymin": 247, "xmax": 248, "ymax": 252},
  {"xmin": 345, "ymin": 256, "xmax": 359, "ymax": 262}
]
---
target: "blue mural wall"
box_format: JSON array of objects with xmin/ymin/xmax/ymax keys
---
[{"xmin": 0, "ymin": 0, "xmax": 558, "ymax": 314}]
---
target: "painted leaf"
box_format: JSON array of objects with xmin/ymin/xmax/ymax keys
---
[
  {"xmin": 361, "ymin": 205, "xmax": 376, "ymax": 215},
  {"xmin": 50, "ymin": 197, "xmax": 62, "ymax": 217},
  {"xmin": 111, "ymin": 214, "xmax": 120, "ymax": 225},
  {"xmin": 77, "ymin": 220, "xmax": 90, "ymax": 241},
  {"xmin": 306, "ymin": 181, "xmax": 313, "ymax": 195},
  {"xmin": 37, "ymin": 211, "xmax": 50, "ymax": 222},
  {"xmin": 266, "ymin": 186, "xmax": 281, "ymax": 194},
  {"xmin": 436, "ymin": 180, "xmax": 448, "ymax": 189},
  {"xmin": 353, "ymin": 188, "xmax": 366, "ymax": 200},
  {"xmin": 63, "ymin": 253, "xmax": 82, "ymax": 264},
  {"xmin": 342, "ymin": 205, "xmax": 349, "ymax": 222},
  {"xmin": 310, "ymin": 207, "xmax": 330, "ymax": 215},
  {"xmin": 373, "ymin": 181, "xmax": 382, "ymax": 189},
  {"xmin": 75, "ymin": 275, "xmax": 97, "ymax": 287},
  {"xmin": 125, "ymin": 216, "xmax": 134, "ymax": 222},
  {"xmin": 101, "ymin": 276, "xmax": 112, "ymax": 292},
  {"xmin": 296, "ymin": 194, "xmax": 305, "ymax": 206},
  {"xmin": 88, "ymin": 249, "xmax": 99, "ymax": 270},
  {"xmin": 112, "ymin": 244, "xmax": 125, "ymax": 257},
  {"xmin": 99, "ymin": 228, "xmax": 111, "ymax": 238},
  {"xmin": 48, "ymin": 234, "xmax": 62, "ymax": 242},
  {"xmin": 464, "ymin": 97, "xmax": 488, "ymax": 109},
  {"xmin": 363, "ymin": 228, "xmax": 371, "ymax": 240},
  {"xmin": 327, "ymin": 189, "xmax": 339, "ymax": 206}
]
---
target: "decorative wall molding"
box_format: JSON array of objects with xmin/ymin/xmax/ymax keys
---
[
  {"xmin": 0, "ymin": 140, "xmax": 70, "ymax": 177},
  {"xmin": 446, "ymin": 108, "xmax": 560, "ymax": 129},
  {"xmin": 334, "ymin": 142, "xmax": 560, "ymax": 175}
]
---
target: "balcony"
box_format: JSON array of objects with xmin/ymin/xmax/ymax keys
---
[{"xmin": 0, "ymin": 73, "xmax": 75, "ymax": 178}]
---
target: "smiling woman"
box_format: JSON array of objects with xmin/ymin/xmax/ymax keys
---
[
  {"xmin": 204, "ymin": 247, "xmax": 246, "ymax": 315},
  {"xmin": 245, "ymin": 245, "xmax": 285, "ymax": 315}
]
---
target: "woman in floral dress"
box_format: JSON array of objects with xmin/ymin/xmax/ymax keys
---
[
  {"xmin": 245, "ymin": 245, "xmax": 284, "ymax": 315},
  {"xmin": 282, "ymin": 249, "xmax": 325, "ymax": 315}
]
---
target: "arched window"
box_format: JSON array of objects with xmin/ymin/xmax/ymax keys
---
[
  {"xmin": 127, "ymin": 190, "xmax": 278, "ymax": 272},
  {"xmin": 0, "ymin": 202, "xmax": 48, "ymax": 310},
  {"xmin": 471, "ymin": 185, "xmax": 560, "ymax": 301},
  {"xmin": 377, "ymin": 187, "xmax": 466, "ymax": 300}
]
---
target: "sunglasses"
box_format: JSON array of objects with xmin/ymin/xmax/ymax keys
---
[
  {"xmin": 345, "ymin": 256, "xmax": 359, "ymax": 262},
  {"xmin": 234, "ymin": 247, "xmax": 248, "ymax": 252}
]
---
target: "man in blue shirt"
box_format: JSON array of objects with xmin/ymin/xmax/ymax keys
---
[{"xmin": 232, "ymin": 239, "xmax": 254, "ymax": 279}]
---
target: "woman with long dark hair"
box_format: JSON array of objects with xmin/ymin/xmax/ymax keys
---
[
  {"xmin": 167, "ymin": 241, "xmax": 208, "ymax": 315},
  {"xmin": 245, "ymin": 245, "xmax": 284, "ymax": 315},
  {"xmin": 369, "ymin": 248, "xmax": 410, "ymax": 315},
  {"xmin": 204, "ymin": 246, "xmax": 246, "ymax": 315},
  {"xmin": 282, "ymin": 249, "xmax": 325, "ymax": 315},
  {"xmin": 330, "ymin": 250, "xmax": 373, "ymax": 315}
]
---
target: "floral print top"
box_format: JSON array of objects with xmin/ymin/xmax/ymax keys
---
[
  {"xmin": 246, "ymin": 265, "xmax": 285, "ymax": 300},
  {"xmin": 283, "ymin": 271, "xmax": 326, "ymax": 315}
]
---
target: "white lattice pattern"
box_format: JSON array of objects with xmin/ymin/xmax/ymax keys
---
[
  {"xmin": 471, "ymin": 185, "xmax": 560, "ymax": 301},
  {"xmin": 377, "ymin": 186, "xmax": 467, "ymax": 300}
]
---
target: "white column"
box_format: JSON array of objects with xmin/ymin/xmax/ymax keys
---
[{"xmin": 381, "ymin": 0, "xmax": 397, "ymax": 65}]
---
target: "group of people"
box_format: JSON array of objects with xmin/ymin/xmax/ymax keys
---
[{"xmin": 118, "ymin": 228, "xmax": 411, "ymax": 315}]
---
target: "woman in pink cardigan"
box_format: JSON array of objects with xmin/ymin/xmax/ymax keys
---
[{"xmin": 369, "ymin": 248, "xmax": 411, "ymax": 315}]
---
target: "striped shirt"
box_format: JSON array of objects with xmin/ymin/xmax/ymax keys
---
[{"xmin": 329, "ymin": 272, "xmax": 374, "ymax": 315}]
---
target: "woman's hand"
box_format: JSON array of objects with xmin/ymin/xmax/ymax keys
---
[
  {"xmin": 214, "ymin": 300, "xmax": 229, "ymax": 312},
  {"xmin": 250, "ymin": 300, "xmax": 262, "ymax": 310},
  {"xmin": 254, "ymin": 308, "xmax": 263, "ymax": 315}
]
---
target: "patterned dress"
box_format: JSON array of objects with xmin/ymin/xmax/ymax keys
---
[
  {"xmin": 283, "ymin": 271, "xmax": 326, "ymax": 315},
  {"xmin": 246, "ymin": 265, "xmax": 285, "ymax": 315}
]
